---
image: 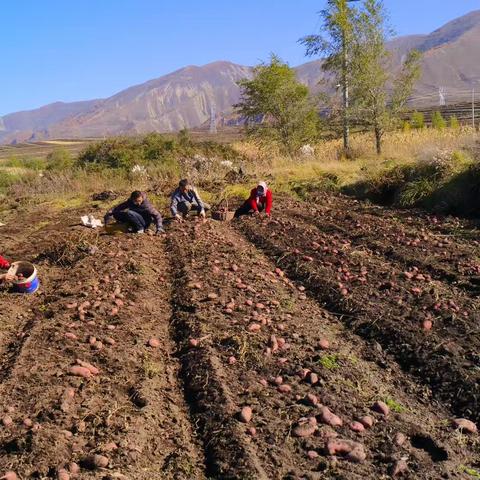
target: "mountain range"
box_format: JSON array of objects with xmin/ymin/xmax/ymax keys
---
[{"xmin": 1, "ymin": 10, "xmax": 479, "ymax": 144}]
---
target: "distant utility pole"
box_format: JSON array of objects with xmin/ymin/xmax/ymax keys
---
[
  {"xmin": 473, "ymin": 88, "xmax": 476, "ymax": 130},
  {"xmin": 209, "ymin": 104, "xmax": 217, "ymax": 134},
  {"xmin": 438, "ymin": 87, "xmax": 446, "ymax": 106}
]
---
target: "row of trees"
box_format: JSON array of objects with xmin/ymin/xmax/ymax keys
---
[
  {"xmin": 407, "ymin": 111, "xmax": 460, "ymax": 130},
  {"xmin": 236, "ymin": 0, "xmax": 422, "ymax": 156}
]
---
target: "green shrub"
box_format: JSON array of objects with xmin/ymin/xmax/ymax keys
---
[
  {"xmin": 46, "ymin": 148, "xmax": 74, "ymax": 171},
  {"xmin": 450, "ymin": 115, "xmax": 460, "ymax": 129},
  {"xmin": 398, "ymin": 177, "xmax": 436, "ymax": 207},
  {"xmin": 432, "ymin": 111, "xmax": 446, "ymax": 130},
  {"xmin": 411, "ymin": 111, "xmax": 425, "ymax": 129},
  {"xmin": 76, "ymin": 134, "xmax": 245, "ymax": 172},
  {"xmin": 0, "ymin": 171, "xmax": 21, "ymax": 189},
  {"xmin": 77, "ymin": 137, "xmax": 138, "ymax": 170},
  {"xmin": 2, "ymin": 156, "xmax": 45, "ymax": 170}
]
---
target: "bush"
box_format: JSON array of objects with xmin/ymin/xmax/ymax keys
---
[
  {"xmin": 411, "ymin": 111, "xmax": 425, "ymax": 129},
  {"xmin": 398, "ymin": 177, "xmax": 436, "ymax": 207},
  {"xmin": 46, "ymin": 148, "xmax": 74, "ymax": 171},
  {"xmin": 2, "ymin": 156, "xmax": 45, "ymax": 171},
  {"xmin": 77, "ymin": 137, "xmax": 138, "ymax": 170},
  {"xmin": 76, "ymin": 134, "xmax": 245, "ymax": 174},
  {"xmin": 449, "ymin": 115, "xmax": 460, "ymax": 129},
  {"xmin": 431, "ymin": 111, "xmax": 446, "ymax": 130}
]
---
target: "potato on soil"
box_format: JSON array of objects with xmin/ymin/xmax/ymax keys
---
[
  {"xmin": 148, "ymin": 337, "xmax": 161, "ymax": 348},
  {"xmin": 350, "ymin": 421, "xmax": 365, "ymax": 432},
  {"xmin": 2, "ymin": 415, "xmax": 13, "ymax": 427},
  {"xmin": 239, "ymin": 406, "xmax": 253, "ymax": 423},
  {"xmin": 293, "ymin": 419, "xmax": 317, "ymax": 438},
  {"xmin": 76, "ymin": 359, "xmax": 99, "ymax": 375},
  {"xmin": 326, "ymin": 439, "xmax": 366, "ymax": 463},
  {"xmin": 82, "ymin": 454, "xmax": 109, "ymax": 469},
  {"xmin": 1, "ymin": 472, "xmax": 18, "ymax": 480},
  {"xmin": 57, "ymin": 469, "xmax": 70, "ymax": 480},
  {"xmin": 23, "ymin": 418, "xmax": 33, "ymax": 428},
  {"xmin": 304, "ymin": 393, "xmax": 319, "ymax": 406},
  {"xmin": 371, "ymin": 401, "xmax": 389, "ymax": 416},
  {"xmin": 69, "ymin": 365, "xmax": 93, "ymax": 378},
  {"xmin": 319, "ymin": 406, "xmax": 343, "ymax": 427},
  {"xmin": 318, "ymin": 338, "xmax": 330, "ymax": 350},
  {"xmin": 359, "ymin": 416, "xmax": 374, "ymax": 428},
  {"xmin": 453, "ymin": 418, "xmax": 477, "ymax": 434},
  {"xmin": 278, "ymin": 384, "xmax": 292, "ymax": 393}
]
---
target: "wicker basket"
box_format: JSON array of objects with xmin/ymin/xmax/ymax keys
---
[{"xmin": 212, "ymin": 199, "xmax": 235, "ymax": 221}]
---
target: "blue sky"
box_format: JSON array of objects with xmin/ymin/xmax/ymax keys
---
[{"xmin": 0, "ymin": 0, "xmax": 478, "ymax": 115}]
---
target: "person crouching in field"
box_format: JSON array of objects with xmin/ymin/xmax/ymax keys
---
[
  {"xmin": 104, "ymin": 191, "xmax": 165, "ymax": 235},
  {"xmin": 234, "ymin": 181, "xmax": 272, "ymax": 218},
  {"xmin": 0, "ymin": 254, "xmax": 14, "ymax": 284},
  {"xmin": 171, "ymin": 179, "xmax": 210, "ymax": 221}
]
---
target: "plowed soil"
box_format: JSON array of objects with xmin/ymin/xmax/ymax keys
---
[{"xmin": 0, "ymin": 194, "xmax": 479, "ymax": 479}]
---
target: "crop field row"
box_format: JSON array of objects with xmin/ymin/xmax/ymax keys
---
[{"xmin": 0, "ymin": 194, "xmax": 478, "ymax": 479}]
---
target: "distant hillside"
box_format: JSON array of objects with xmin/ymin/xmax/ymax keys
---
[
  {"xmin": 0, "ymin": 100, "xmax": 101, "ymax": 142},
  {"xmin": 1, "ymin": 10, "xmax": 479, "ymax": 143}
]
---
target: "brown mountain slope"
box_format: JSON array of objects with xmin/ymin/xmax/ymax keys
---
[
  {"xmin": 1, "ymin": 10, "xmax": 479, "ymax": 143},
  {"xmin": 46, "ymin": 62, "xmax": 252, "ymax": 139},
  {"xmin": 0, "ymin": 100, "xmax": 102, "ymax": 140}
]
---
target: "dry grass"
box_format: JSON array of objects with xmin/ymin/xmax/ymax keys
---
[
  {"xmin": 234, "ymin": 127, "xmax": 478, "ymax": 192},
  {"xmin": 1, "ymin": 127, "xmax": 478, "ymax": 212}
]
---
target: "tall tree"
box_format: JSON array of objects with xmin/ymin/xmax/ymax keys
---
[
  {"xmin": 235, "ymin": 55, "xmax": 319, "ymax": 156},
  {"xmin": 349, "ymin": 0, "xmax": 421, "ymax": 154},
  {"xmin": 300, "ymin": 0, "xmax": 360, "ymax": 153}
]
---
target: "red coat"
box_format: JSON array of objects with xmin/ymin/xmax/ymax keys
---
[
  {"xmin": 248, "ymin": 188, "xmax": 273, "ymax": 215},
  {"xmin": 0, "ymin": 255, "xmax": 10, "ymax": 270}
]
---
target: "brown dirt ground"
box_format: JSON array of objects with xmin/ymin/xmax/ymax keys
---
[{"xmin": 0, "ymin": 194, "xmax": 479, "ymax": 479}]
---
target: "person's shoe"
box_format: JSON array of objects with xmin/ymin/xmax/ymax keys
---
[
  {"xmin": 135, "ymin": 229, "xmax": 145, "ymax": 234},
  {"xmin": 156, "ymin": 227, "xmax": 166, "ymax": 235}
]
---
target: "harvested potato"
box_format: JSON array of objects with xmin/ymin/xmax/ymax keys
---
[{"xmin": 239, "ymin": 406, "xmax": 253, "ymax": 423}]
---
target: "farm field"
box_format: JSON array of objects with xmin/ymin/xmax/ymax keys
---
[{"xmin": 0, "ymin": 193, "xmax": 479, "ymax": 479}]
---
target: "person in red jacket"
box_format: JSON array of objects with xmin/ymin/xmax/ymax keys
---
[
  {"xmin": 234, "ymin": 181, "xmax": 273, "ymax": 218},
  {"xmin": 0, "ymin": 254, "xmax": 14, "ymax": 284}
]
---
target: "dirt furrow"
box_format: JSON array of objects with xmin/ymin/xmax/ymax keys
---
[
  {"xmin": 164, "ymin": 218, "xmax": 478, "ymax": 479},
  {"xmin": 295, "ymin": 194, "xmax": 480, "ymax": 282},
  {"xmin": 0, "ymin": 231, "xmax": 206, "ymax": 479},
  {"xmin": 235, "ymin": 216, "xmax": 480, "ymax": 425}
]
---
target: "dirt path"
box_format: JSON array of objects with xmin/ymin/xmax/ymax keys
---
[{"xmin": 0, "ymin": 195, "xmax": 479, "ymax": 479}]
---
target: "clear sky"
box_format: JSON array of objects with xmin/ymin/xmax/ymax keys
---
[{"xmin": 0, "ymin": 0, "xmax": 478, "ymax": 115}]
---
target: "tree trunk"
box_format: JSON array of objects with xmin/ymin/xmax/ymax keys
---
[{"xmin": 375, "ymin": 126, "xmax": 382, "ymax": 155}]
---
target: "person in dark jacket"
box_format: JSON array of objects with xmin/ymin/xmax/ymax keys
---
[
  {"xmin": 104, "ymin": 191, "xmax": 165, "ymax": 234},
  {"xmin": 234, "ymin": 181, "xmax": 273, "ymax": 218},
  {"xmin": 171, "ymin": 179, "xmax": 210, "ymax": 221}
]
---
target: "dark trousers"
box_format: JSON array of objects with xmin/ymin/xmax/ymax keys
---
[
  {"xmin": 234, "ymin": 202, "xmax": 264, "ymax": 218},
  {"xmin": 178, "ymin": 201, "xmax": 211, "ymax": 216},
  {"xmin": 114, "ymin": 210, "xmax": 152, "ymax": 232}
]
